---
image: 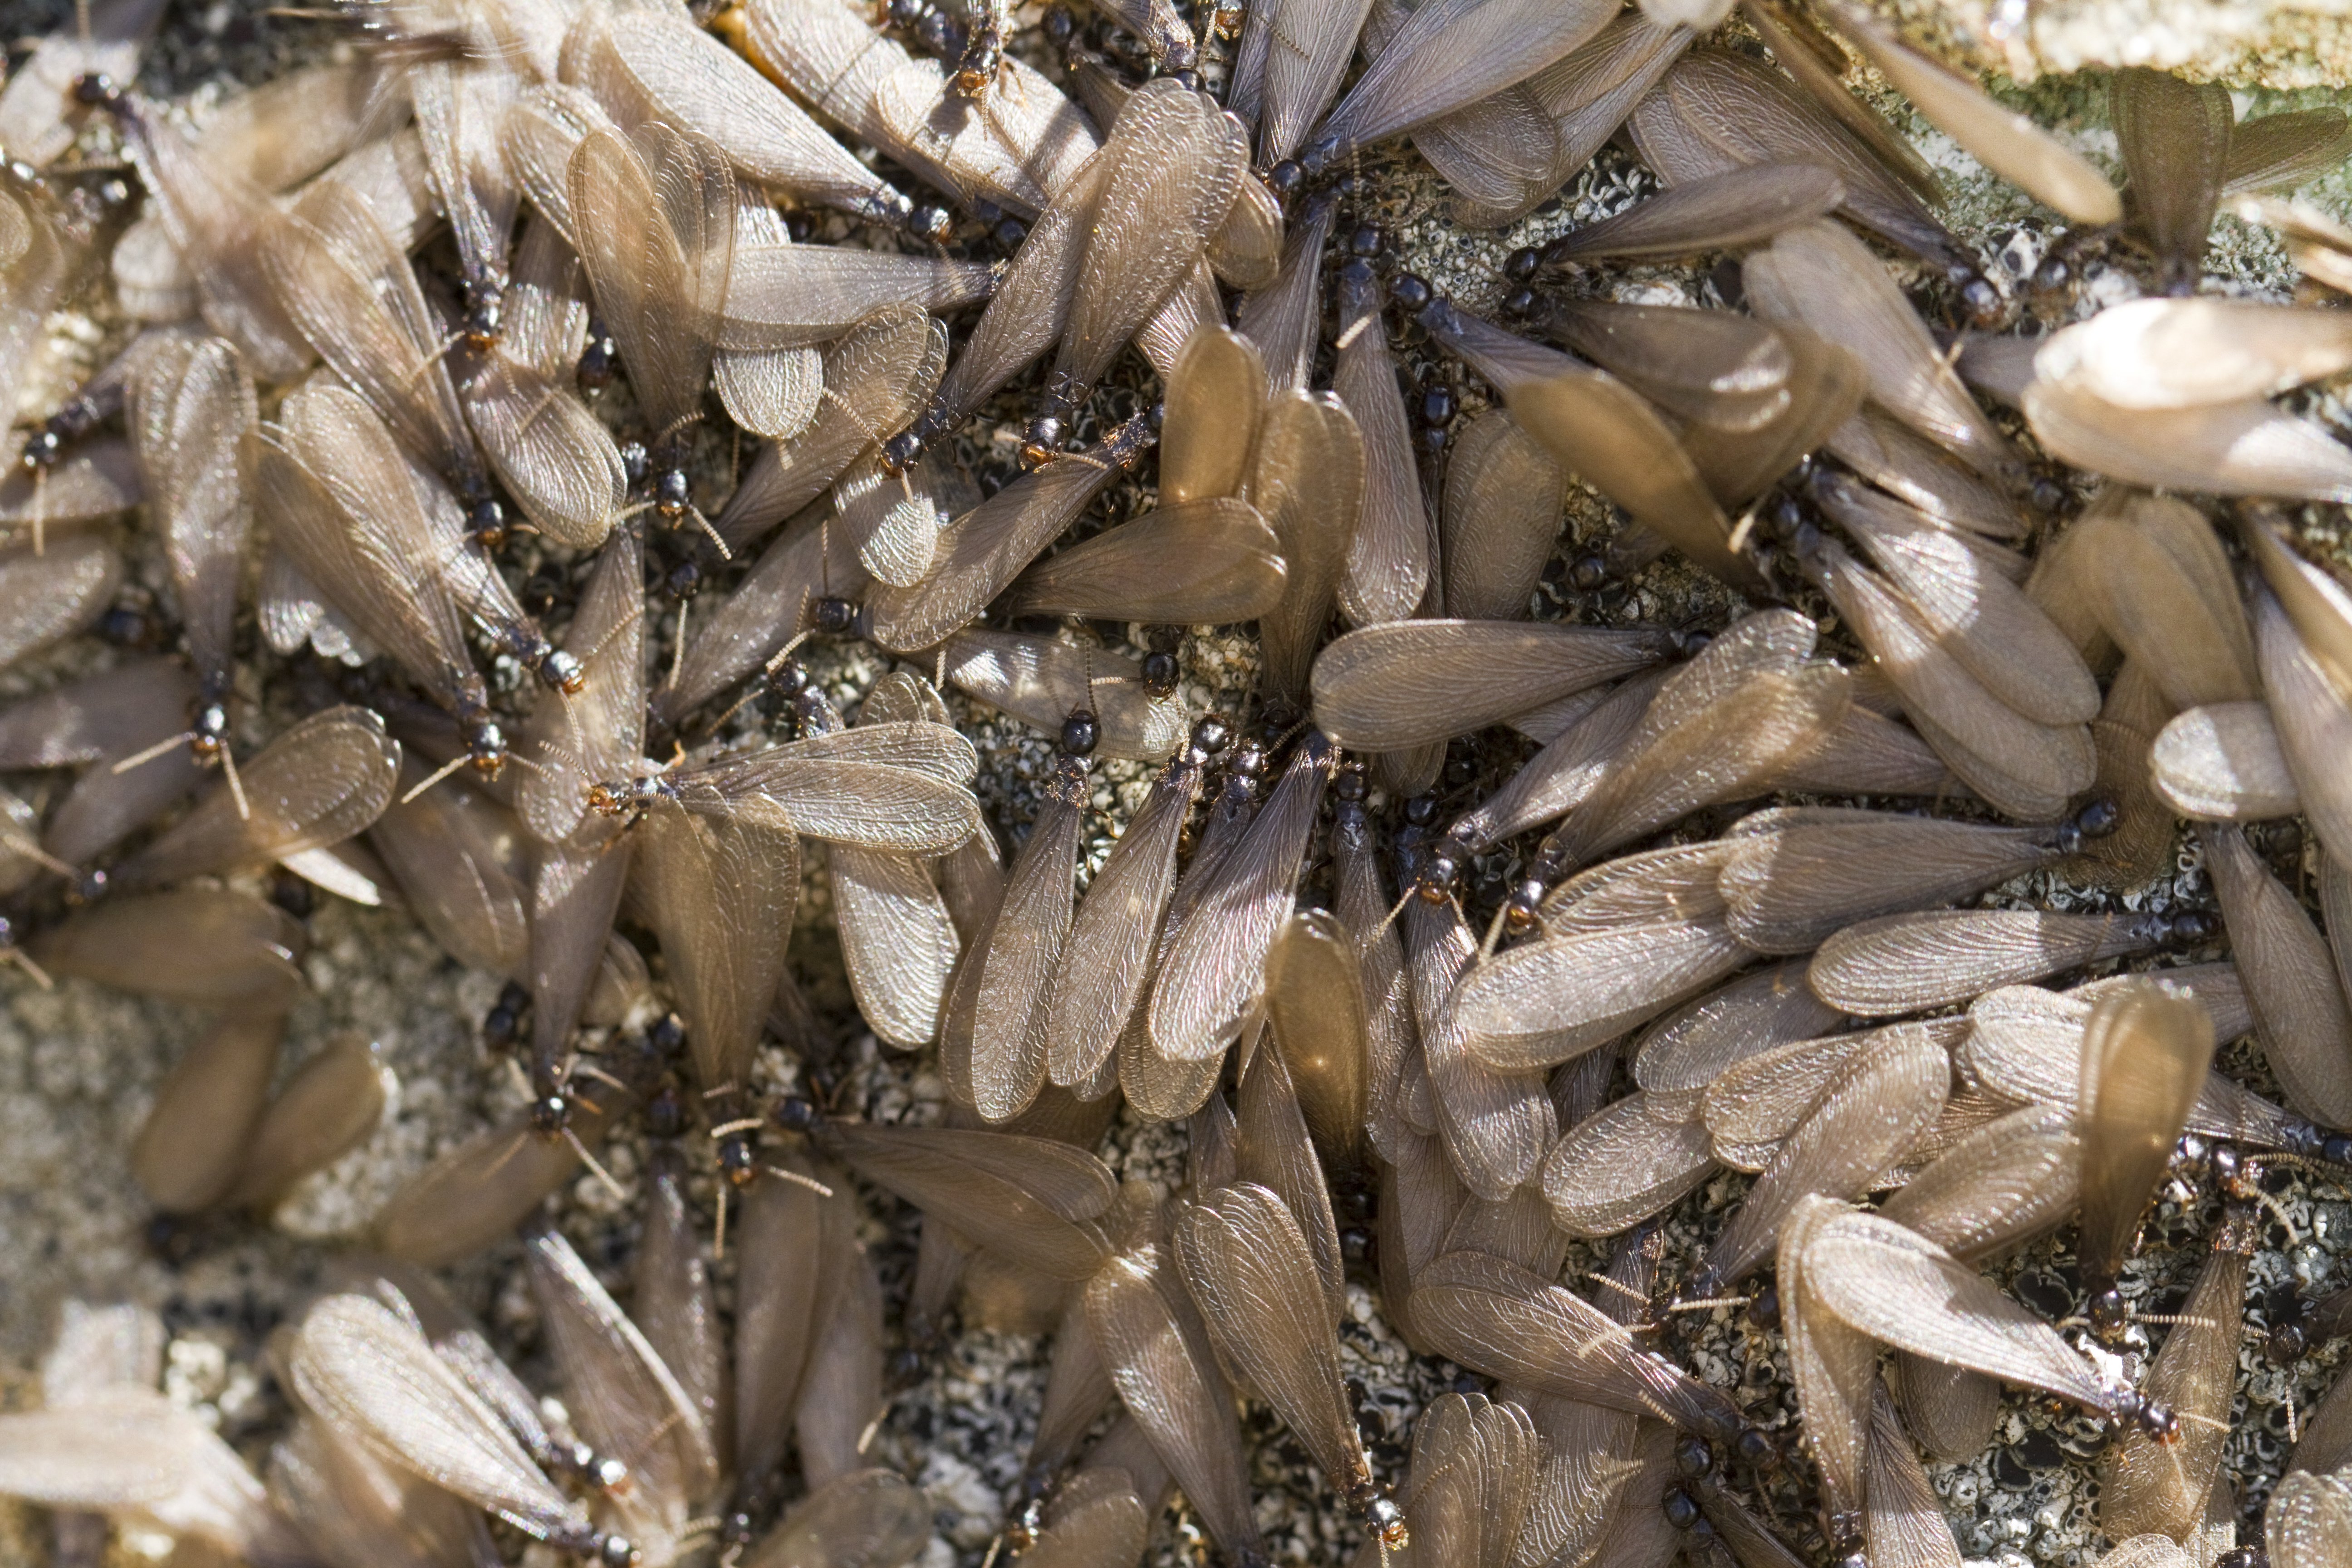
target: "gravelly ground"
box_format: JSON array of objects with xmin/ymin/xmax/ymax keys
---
[{"xmin": 7, "ymin": 1, "xmax": 2352, "ymax": 1565}]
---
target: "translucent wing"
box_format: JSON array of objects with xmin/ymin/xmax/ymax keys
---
[
  {"xmin": 1174, "ymin": 1184, "xmax": 1362, "ymax": 1498},
  {"xmin": 1541, "ymin": 1092, "xmax": 1716, "ymax": 1238},
  {"xmin": 289, "ymin": 1294, "xmax": 597, "ymax": 1549},
  {"xmin": 970, "ymin": 755, "xmax": 1087, "ymax": 1123},
  {"xmin": 114, "ymin": 706, "xmax": 401, "ymax": 889},
  {"xmin": 1441, "ymin": 407, "xmax": 1564, "ymax": 623},
  {"xmin": 2200, "ymin": 823, "xmax": 2352, "ymax": 1128},
  {"xmin": 1405, "ymin": 893, "xmax": 1556, "ymax": 1201},
  {"xmin": 2113, "ymin": 67, "xmax": 2230, "ymax": 291},
  {"xmin": 128, "ymin": 335, "xmax": 253, "ymax": 681},
  {"xmin": 1253, "ymin": 392, "xmax": 1365, "ymax": 704},
  {"xmin": 1720, "ymin": 808, "xmax": 2065, "ymax": 954},
  {"xmin": 817, "ymin": 1122, "xmax": 1117, "ymax": 1279},
  {"xmin": 1310, "ymin": 619, "xmax": 1671, "ymax": 750},
  {"xmin": 1160, "ymin": 325, "xmax": 1265, "ymax": 505},
  {"xmin": 1808, "ymin": 910, "xmax": 2164, "ymax": 1018},
  {"xmin": 0, "ymin": 534, "xmax": 120, "ymax": 671},
  {"xmin": 1004, "ymin": 498, "xmax": 1285, "ymax": 624},
  {"xmin": 519, "ymin": 528, "xmax": 645, "ymax": 844},
  {"xmin": 2153, "ymin": 701, "xmax": 2298, "ymax": 820},
  {"xmin": 1412, "ymin": 1250, "xmax": 1742, "ymax": 1437},
  {"xmin": 2099, "ymin": 1212, "xmax": 2253, "ymax": 1541},
  {"xmin": 1333, "ymin": 266, "xmax": 1430, "ymax": 627},
  {"xmin": 634, "ymin": 799, "xmax": 799, "ymax": 1114},
  {"xmin": 1632, "ymin": 959, "xmax": 1847, "ymax": 1117},
  {"xmin": 1085, "ymin": 1250, "xmax": 1263, "ymax": 1562},
  {"xmin": 1313, "ymin": 0, "xmax": 1618, "ymax": 156},
  {"xmin": 1693, "ymin": 1020, "xmax": 1950, "ymax": 1292}
]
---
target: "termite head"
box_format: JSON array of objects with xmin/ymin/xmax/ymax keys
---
[
  {"xmin": 593, "ymin": 1530, "xmax": 639, "ymax": 1567},
  {"xmin": 577, "ymin": 332, "xmax": 618, "ymax": 393},
  {"xmin": 653, "ymin": 466, "xmax": 692, "ymax": 520},
  {"xmin": 1413, "ymin": 835, "xmax": 1464, "ymax": 904},
  {"xmin": 71, "ymin": 72, "xmax": 125, "ymax": 112},
  {"xmin": 1142, "ymin": 650, "xmax": 1180, "ymax": 700},
  {"xmin": 1060, "ymin": 706, "xmax": 1100, "ymax": 758},
  {"xmin": 813, "ymin": 595, "xmax": 859, "ymax": 636},
  {"xmin": 880, "ymin": 427, "xmax": 925, "ymax": 474},
  {"xmin": 540, "ymin": 649, "xmax": 587, "ymax": 695},
  {"xmin": 2086, "ymin": 1284, "xmax": 2130, "ymax": 1340},
  {"xmin": 465, "ymin": 718, "xmax": 509, "ymax": 779},
  {"xmin": 466, "ymin": 495, "xmax": 510, "ymax": 553},
  {"xmin": 1363, "ymin": 1494, "xmax": 1408, "ymax": 1552},
  {"xmin": 1673, "ymin": 1436, "xmax": 1715, "ymax": 1480},
  {"xmin": 1019, "ymin": 415, "xmax": 1064, "ymax": 468},
  {"xmin": 529, "ymin": 1092, "xmax": 570, "ymax": 1137},
  {"xmin": 2120, "ymin": 1392, "xmax": 2179, "ymax": 1443},
  {"xmin": 717, "ymin": 1131, "xmax": 759, "ymax": 1188},
  {"xmin": 770, "ymin": 1093, "xmax": 822, "ymax": 1136},
  {"xmin": 1004, "ymin": 1492, "xmax": 1045, "ymax": 1553},
  {"xmin": 461, "ymin": 278, "xmax": 505, "ymax": 349},
  {"xmin": 191, "ymin": 701, "xmax": 231, "ymax": 761},
  {"xmin": 2050, "ymin": 796, "xmax": 2121, "ymax": 855},
  {"xmin": 1662, "ymin": 1487, "xmax": 1702, "ymax": 1530}
]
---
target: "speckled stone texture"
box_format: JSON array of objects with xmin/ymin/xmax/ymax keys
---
[{"xmin": 6, "ymin": 0, "xmax": 2352, "ymax": 1565}]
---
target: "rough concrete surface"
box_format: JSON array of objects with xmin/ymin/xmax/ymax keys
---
[{"xmin": 6, "ymin": 0, "xmax": 2352, "ymax": 1565}]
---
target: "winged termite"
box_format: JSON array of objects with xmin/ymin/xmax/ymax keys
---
[
  {"xmin": 631, "ymin": 1143, "xmax": 727, "ymax": 1467},
  {"xmin": 1627, "ymin": 51, "xmax": 1975, "ymax": 287},
  {"xmin": 2200, "ymin": 823, "xmax": 2352, "ymax": 1130},
  {"xmin": 1036, "ymin": 719, "xmax": 1225, "ymax": 1090},
  {"xmin": 1293, "ymin": 0, "xmax": 1615, "ymax": 176},
  {"xmin": 730, "ymin": 1151, "xmax": 853, "ymax": 1504},
  {"xmin": 1744, "ymin": 222, "xmax": 2013, "ymax": 479},
  {"xmin": 258, "ymin": 388, "xmax": 520, "ymax": 770},
  {"xmin": 129, "ymin": 1010, "xmax": 288, "ymax": 1214},
  {"xmin": 1226, "ymin": 0, "xmax": 1370, "ymax": 166},
  {"xmin": 1434, "ymin": 668, "xmax": 1670, "ymax": 870},
  {"xmin": 1534, "ymin": 299, "xmax": 1795, "ymax": 434},
  {"xmin": 737, "ymin": 0, "xmax": 1097, "ymax": 223},
  {"xmin": 712, "ymin": 304, "xmax": 950, "ymax": 554},
  {"xmin": 649, "ymin": 505, "xmax": 868, "ymax": 731},
  {"xmin": 0, "ymin": 0, "xmax": 165, "ymax": 168},
  {"xmin": 1815, "ymin": 0, "xmax": 2117, "ymax": 223},
  {"xmin": 1719, "ymin": 805, "xmax": 2121, "ymax": 954},
  {"xmin": 1003, "ymin": 495, "xmax": 1286, "ymax": 625},
  {"xmin": 1806, "ymin": 908, "xmax": 2213, "ymax": 1018},
  {"xmin": 370, "ymin": 751, "xmax": 530, "ymax": 974},
  {"xmin": 1774, "ymin": 1197, "xmax": 1894, "ymax": 1538},
  {"xmin": 31, "ymin": 885, "xmax": 304, "ymax": 1008},
  {"xmin": 1176, "ymin": 1183, "xmax": 1407, "ymax": 1544},
  {"xmin": 125, "ymin": 335, "xmax": 251, "ymax": 778},
  {"xmin": 289, "ymin": 1292, "xmax": 638, "ymax": 1563},
  {"xmin": 1800, "ymin": 1208, "xmax": 2178, "ymax": 1436},
  {"xmin": 1412, "ymin": 1249, "xmax": 1745, "ymax": 1440},
  {"xmin": 568, "ymin": 121, "xmax": 735, "ymax": 551},
  {"xmin": 0, "ymin": 534, "xmax": 120, "ymax": 673},
  {"xmin": 525, "ymin": 1224, "xmax": 719, "ymax": 1552},
  {"xmin": 1399, "ymin": 880, "xmax": 1558, "ymax": 1204},
  {"xmin": 2112, "ymin": 68, "xmax": 2230, "ymax": 294},
  {"xmin": 1085, "ymin": 1246, "xmax": 1269, "ymax": 1566},
  {"xmin": 1310, "ymin": 618, "xmax": 1672, "ymax": 752},
  {"xmin": 1689, "ymin": 1016, "xmax": 1950, "ymax": 1294},
  {"xmin": 1409, "ymin": 297, "xmax": 1757, "ymax": 590},
  {"xmin": 372, "ymin": 1036, "xmax": 647, "ymax": 1265},
  {"xmin": 867, "ymin": 413, "xmax": 1155, "ymax": 652},
  {"xmin": 1139, "ymin": 731, "xmax": 1332, "ymax": 1071},
  {"xmin": 1366, "ymin": 2, "xmax": 1680, "ymax": 231},
  {"xmin": 107, "ymin": 705, "xmax": 399, "ymax": 890},
  {"xmin": 576, "ymin": 4, "xmax": 937, "ymax": 237},
  {"xmin": 2100, "ymin": 1182, "xmax": 2258, "ymax": 1540}
]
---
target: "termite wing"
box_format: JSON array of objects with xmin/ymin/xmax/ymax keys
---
[
  {"xmin": 126, "ymin": 335, "xmax": 253, "ymax": 774},
  {"xmin": 2201, "ymin": 822, "xmax": 2352, "ymax": 1132},
  {"xmin": 1086, "ymin": 1246, "xmax": 1271, "ymax": 1568},
  {"xmin": 0, "ymin": 660, "xmax": 206, "ymax": 866},
  {"xmin": 939, "ymin": 629, "xmax": 1188, "ymax": 762},
  {"xmin": 569, "ymin": 0, "xmax": 938, "ymax": 235},
  {"xmin": 741, "ymin": 0, "xmax": 1098, "ymax": 222},
  {"xmin": 31, "ymin": 886, "xmax": 305, "ymax": 1011},
  {"xmin": 567, "ymin": 119, "xmax": 735, "ymax": 549},
  {"xmin": 108, "ymin": 706, "xmax": 401, "ymax": 891},
  {"xmin": 1806, "ymin": 906, "xmax": 2215, "ymax": 1017},
  {"xmin": 130, "ymin": 1012, "xmax": 289, "ymax": 1215},
  {"xmin": 0, "ymin": 534, "xmax": 121, "ymax": 675},
  {"xmin": 1796, "ymin": 1206, "xmax": 2177, "ymax": 1436},
  {"xmin": 1310, "ymin": 618, "xmax": 1675, "ymax": 753},
  {"xmin": 288, "ymin": 1291, "xmax": 637, "ymax": 1563}
]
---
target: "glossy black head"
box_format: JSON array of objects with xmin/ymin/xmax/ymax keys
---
[
  {"xmin": 770, "ymin": 1094, "xmax": 822, "ymax": 1135},
  {"xmin": 813, "ymin": 595, "xmax": 858, "ymax": 636},
  {"xmin": 717, "ymin": 1132, "xmax": 759, "ymax": 1187},
  {"xmin": 2126, "ymin": 1394, "xmax": 2180, "ymax": 1443},
  {"xmin": 72, "ymin": 71, "xmax": 123, "ymax": 110},
  {"xmin": 540, "ymin": 649, "xmax": 586, "ymax": 694},
  {"xmin": 467, "ymin": 496, "xmax": 509, "ymax": 552},
  {"xmin": 2087, "ymin": 1285, "xmax": 2129, "ymax": 1339},
  {"xmin": 1265, "ymin": 159, "xmax": 1304, "ymax": 201},
  {"xmin": 20, "ymin": 426, "xmax": 62, "ymax": 471},
  {"xmin": 1134, "ymin": 650, "xmax": 1176, "ymax": 700},
  {"xmin": 596, "ymin": 1532, "xmax": 638, "ymax": 1567},
  {"xmin": 530, "ymin": 1092, "xmax": 569, "ymax": 1136},
  {"xmin": 880, "ymin": 427, "xmax": 924, "ymax": 474},
  {"xmin": 1189, "ymin": 715, "xmax": 1231, "ymax": 760},
  {"xmin": 1389, "ymin": 272, "xmax": 1432, "ymax": 313},
  {"xmin": 577, "ymin": 332, "xmax": 618, "ymax": 393},
  {"xmin": 654, "ymin": 466, "xmax": 692, "ymax": 518},
  {"xmin": 1061, "ymin": 706, "xmax": 1100, "ymax": 758},
  {"xmin": 2053, "ymin": 797, "xmax": 2121, "ymax": 854},
  {"xmin": 1020, "ymin": 415, "xmax": 1064, "ymax": 466},
  {"xmin": 461, "ymin": 278, "xmax": 504, "ymax": 348},
  {"xmin": 466, "ymin": 718, "xmax": 508, "ymax": 778},
  {"xmin": 1745, "ymin": 1284, "xmax": 1780, "ymax": 1332},
  {"xmin": 1662, "ymin": 1488, "xmax": 1702, "ymax": 1530}
]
